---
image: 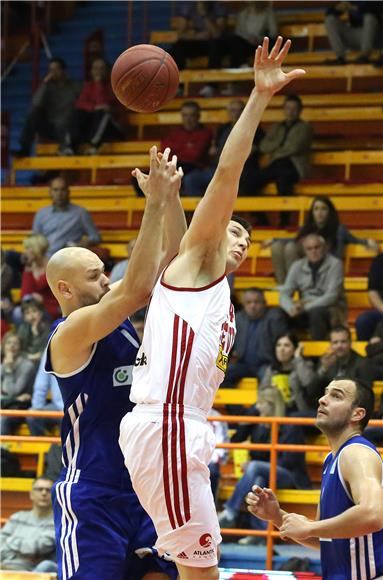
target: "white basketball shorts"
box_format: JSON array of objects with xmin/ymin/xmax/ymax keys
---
[{"xmin": 119, "ymin": 403, "xmax": 221, "ymax": 568}]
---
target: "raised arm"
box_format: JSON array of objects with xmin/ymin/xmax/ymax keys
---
[
  {"xmin": 50, "ymin": 148, "xmax": 182, "ymax": 369},
  {"xmin": 181, "ymin": 37, "xmax": 305, "ymax": 257}
]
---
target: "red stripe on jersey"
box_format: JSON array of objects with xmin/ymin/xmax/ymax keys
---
[
  {"xmin": 162, "ymin": 405, "xmax": 176, "ymax": 529},
  {"xmin": 178, "ymin": 326, "xmax": 194, "ymax": 522},
  {"xmin": 170, "ymin": 320, "xmax": 188, "ymax": 527},
  {"xmin": 166, "ymin": 315, "xmax": 179, "ymax": 403}
]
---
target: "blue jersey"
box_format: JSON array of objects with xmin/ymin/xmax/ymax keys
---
[
  {"xmin": 46, "ymin": 317, "xmax": 140, "ymax": 488},
  {"xmin": 46, "ymin": 317, "xmax": 177, "ymax": 580},
  {"xmin": 320, "ymin": 435, "xmax": 383, "ymax": 580}
]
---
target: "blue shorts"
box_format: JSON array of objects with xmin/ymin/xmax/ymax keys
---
[{"xmin": 52, "ymin": 474, "xmax": 177, "ymax": 580}]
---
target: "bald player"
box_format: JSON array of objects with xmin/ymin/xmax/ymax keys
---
[{"xmin": 45, "ymin": 148, "xmax": 185, "ymax": 580}]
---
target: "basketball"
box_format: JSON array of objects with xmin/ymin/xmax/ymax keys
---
[{"xmin": 111, "ymin": 44, "xmax": 179, "ymax": 113}]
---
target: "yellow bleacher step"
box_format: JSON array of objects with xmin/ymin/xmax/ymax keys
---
[{"xmin": 0, "ymin": 478, "xmax": 34, "ymax": 492}]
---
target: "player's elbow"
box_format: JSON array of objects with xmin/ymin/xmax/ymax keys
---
[{"xmin": 362, "ymin": 506, "xmax": 383, "ymax": 534}]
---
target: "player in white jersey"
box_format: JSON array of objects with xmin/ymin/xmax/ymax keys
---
[{"xmin": 119, "ymin": 36, "xmax": 306, "ymax": 580}]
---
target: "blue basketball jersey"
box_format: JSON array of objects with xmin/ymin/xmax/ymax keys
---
[
  {"xmin": 320, "ymin": 435, "xmax": 383, "ymax": 580},
  {"xmin": 46, "ymin": 316, "xmax": 140, "ymax": 488}
]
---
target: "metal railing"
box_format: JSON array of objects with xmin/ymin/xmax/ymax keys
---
[{"xmin": 1, "ymin": 409, "xmax": 382, "ymax": 569}]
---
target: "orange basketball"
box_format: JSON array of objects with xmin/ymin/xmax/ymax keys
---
[{"xmin": 111, "ymin": 44, "xmax": 179, "ymax": 113}]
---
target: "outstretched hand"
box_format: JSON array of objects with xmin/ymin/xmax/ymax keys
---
[
  {"xmin": 254, "ymin": 36, "xmax": 306, "ymax": 95},
  {"xmin": 132, "ymin": 146, "xmax": 183, "ymax": 201}
]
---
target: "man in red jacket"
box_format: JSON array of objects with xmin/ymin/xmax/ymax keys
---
[{"xmin": 161, "ymin": 101, "xmax": 212, "ymax": 180}]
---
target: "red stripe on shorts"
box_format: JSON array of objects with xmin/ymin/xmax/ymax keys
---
[
  {"xmin": 170, "ymin": 319, "xmax": 188, "ymax": 527},
  {"xmin": 178, "ymin": 325, "xmax": 194, "ymax": 522}
]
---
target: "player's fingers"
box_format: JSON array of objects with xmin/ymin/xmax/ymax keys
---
[
  {"xmin": 285, "ymin": 68, "xmax": 306, "ymax": 80},
  {"xmin": 251, "ymin": 485, "xmax": 263, "ymax": 494},
  {"xmin": 261, "ymin": 36, "xmax": 269, "ymax": 60},
  {"xmin": 254, "ymin": 45, "xmax": 262, "ymax": 68},
  {"xmin": 276, "ymin": 38, "xmax": 292, "ymax": 64},
  {"xmin": 269, "ymin": 35, "xmax": 283, "ymax": 60},
  {"xmin": 168, "ymin": 154, "xmax": 178, "ymax": 173},
  {"xmin": 161, "ymin": 147, "xmax": 171, "ymax": 168},
  {"xmin": 178, "ymin": 166, "xmax": 184, "ymax": 177},
  {"xmin": 149, "ymin": 146, "xmax": 157, "ymax": 172}
]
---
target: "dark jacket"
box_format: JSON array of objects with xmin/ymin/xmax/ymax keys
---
[
  {"xmin": 234, "ymin": 307, "xmax": 288, "ymax": 367},
  {"xmin": 231, "ymin": 405, "xmax": 311, "ymax": 489},
  {"xmin": 308, "ymin": 350, "xmax": 366, "ymax": 405}
]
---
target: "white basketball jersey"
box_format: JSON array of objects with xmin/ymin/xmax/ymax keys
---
[{"xmin": 130, "ymin": 272, "xmax": 236, "ymax": 413}]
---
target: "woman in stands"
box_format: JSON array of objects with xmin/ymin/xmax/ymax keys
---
[
  {"xmin": 268, "ymin": 196, "xmax": 379, "ymax": 283},
  {"xmin": 218, "ymin": 388, "xmax": 311, "ymax": 545},
  {"xmin": 259, "ymin": 332, "xmax": 316, "ymax": 416},
  {"xmin": 0, "ymin": 331, "xmax": 35, "ymax": 435},
  {"xmin": 21, "ymin": 234, "xmax": 60, "ymax": 321}
]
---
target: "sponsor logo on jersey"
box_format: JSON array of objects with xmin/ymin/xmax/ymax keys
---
[
  {"xmin": 193, "ymin": 548, "xmax": 215, "ymax": 557},
  {"xmin": 216, "ymin": 344, "xmax": 228, "ymax": 372},
  {"xmin": 177, "ymin": 551, "xmax": 188, "ymax": 559},
  {"xmin": 135, "ymin": 352, "xmax": 147, "ymax": 367},
  {"xmin": 199, "ymin": 533, "xmax": 213, "ymax": 548},
  {"xmin": 112, "ymin": 365, "xmax": 133, "ymax": 387}
]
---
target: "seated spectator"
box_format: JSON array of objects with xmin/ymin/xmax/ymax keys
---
[
  {"xmin": 17, "ymin": 299, "xmax": 50, "ymax": 366},
  {"xmin": 0, "ymin": 331, "xmax": 35, "ymax": 435},
  {"xmin": 32, "ymin": 176, "xmax": 101, "ymax": 256},
  {"xmin": 169, "ymin": 1, "xmax": 228, "ymax": 70},
  {"xmin": 12, "ymin": 58, "xmax": 79, "ymax": 157},
  {"xmin": 161, "ymin": 101, "xmax": 212, "ymax": 180},
  {"xmin": 222, "ymin": 1, "xmax": 278, "ymax": 68},
  {"xmin": 109, "ymin": 239, "xmax": 136, "ymax": 283},
  {"xmin": 218, "ymin": 388, "xmax": 311, "ymax": 545},
  {"xmin": 208, "ymin": 408, "xmax": 229, "ymax": 502},
  {"xmin": 0, "ymin": 477, "xmax": 57, "ymax": 573},
  {"xmin": 358, "ymin": 321, "xmax": 383, "ymax": 384},
  {"xmin": 21, "ymin": 233, "xmax": 60, "ymax": 320},
  {"xmin": 269, "ymin": 196, "xmax": 379, "ymax": 284},
  {"xmin": 222, "ymin": 287, "xmax": 288, "ymax": 386},
  {"xmin": 183, "ymin": 100, "xmax": 264, "ymax": 197},
  {"xmin": 307, "ymin": 326, "xmax": 367, "ymax": 407},
  {"xmin": 356, "ymin": 253, "xmax": 383, "ymax": 340},
  {"xmin": 259, "ymin": 332, "xmax": 316, "ymax": 415},
  {"xmin": 279, "ymin": 233, "xmax": 347, "ymax": 340},
  {"xmin": 64, "ymin": 58, "xmax": 122, "ymax": 155},
  {"xmin": 26, "ymin": 354, "xmax": 63, "ymax": 437},
  {"xmin": 256, "ymin": 95, "xmax": 312, "ymax": 226},
  {"xmin": 325, "ymin": 1, "xmax": 382, "ymax": 65},
  {"xmin": 1, "ymin": 249, "xmax": 14, "ymax": 332}
]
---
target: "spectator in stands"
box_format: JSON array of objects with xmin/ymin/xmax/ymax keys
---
[
  {"xmin": 169, "ymin": 1, "xmax": 228, "ymax": 69},
  {"xmin": 356, "ymin": 253, "xmax": 383, "ymax": 340},
  {"xmin": 64, "ymin": 58, "xmax": 122, "ymax": 155},
  {"xmin": 1, "ymin": 249, "xmax": 14, "ymax": 334},
  {"xmin": 183, "ymin": 100, "xmax": 264, "ymax": 197},
  {"xmin": 109, "ymin": 239, "xmax": 136, "ymax": 283},
  {"xmin": 308, "ymin": 326, "xmax": 366, "ymax": 407},
  {"xmin": 161, "ymin": 101, "xmax": 212, "ymax": 184},
  {"xmin": 26, "ymin": 355, "xmax": 63, "ymax": 437},
  {"xmin": 324, "ymin": 1, "xmax": 382, "ymax": 65},
  {"xmin": 256, "ymin": 95, "xmax": 312, "ymax": 226},
  {"xmin": 218, "ymin": 388, "xmax": 311, "ymax": 545},
  {"xmin": 268, "ymin": 196, "xmax": 379, "ymax": 284},
  {"xmin": 259, "ymin": 332, "xmax": 316, "ymax": 415},
  {"xmin": 12, "ymin": 58, "xmax": 79, "ymax": 157},
  {"xmin": 17, "ymin": 299, "xmax": 50, "ymax": 366},
  {"xmin": 359, "ymin": 321, "xmax": 383, "ymax": 445},
  {"xmin": 21, "ymin": 233, "xmax": 60, "ymax": 320},
  {"xmin": 0, "ymin": 331, "xmax": 35, "ymax": 435},
  {"xmin": 220, "ymin": 1, "xmax": 278, "ymax": 68},
  {"xmin": 208, "ymin": 408, "xmax": 229, "ymax": 502},
  {"xmin": 0, "ymin": 477, "xmax": 57, "ymax": 573},
  {"xmin": 222, "ymin": 288, "xmax": 288, "ymax": 386},
  {"xmin": 32, "ymin": 176, "xmax": 101, "ymax": 256},
  {"xmin": 279, "ymin": 233, "xmax": 347, "ymax": 340}
]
